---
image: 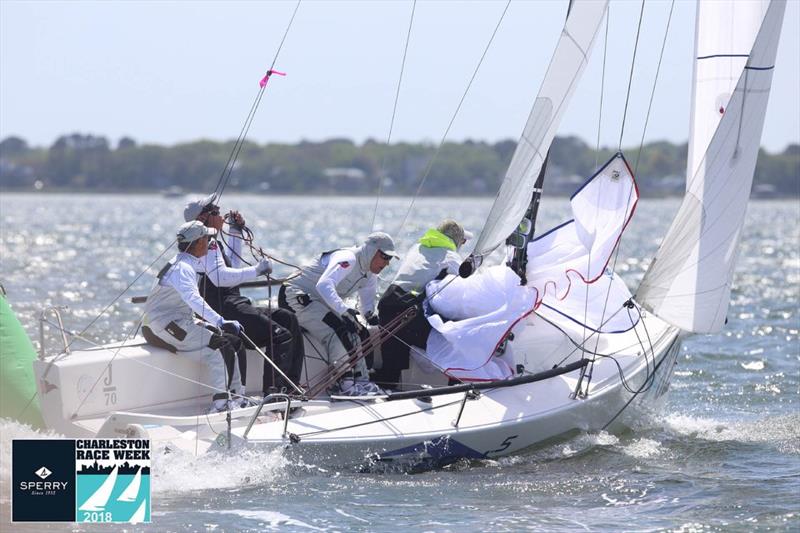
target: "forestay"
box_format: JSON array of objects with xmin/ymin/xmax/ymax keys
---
[
  {"xmin": 637, "ymin": 0, "xmax": 786, "ymax": 333},
  {"xmin": 466, "ymin": 0, "xmax": 609, "ymax": 267},
  {"xmin": 426, "ymin": 154, "xmax": 638, "ymax": 381}
]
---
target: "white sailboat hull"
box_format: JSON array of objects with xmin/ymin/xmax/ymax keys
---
[
  {"xmin": 239, "ymin": 317, "xmax": 681, "ymax": 468},
  {"xmin": 32, "ymin": 309, "xmax": 680, "ymax": 469}
]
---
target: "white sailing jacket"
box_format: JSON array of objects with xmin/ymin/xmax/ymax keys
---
[
  {"xmin": 289, "ymin": 247, "xmax": 377, "ymax": 316},
  {"xmin": 144, "ymin": 252, "xmax": 225, "ymax": 329}
]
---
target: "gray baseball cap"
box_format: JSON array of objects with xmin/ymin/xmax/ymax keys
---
[
  {"xmin": 177, "ymin": 220, "xmax": 217, "ymax": 244},
  {"xmin": 183, "ymin": 193, "xmax": 218, "ymax": 221},
  {"xmin": 365, "ymin": 231, "xmax": 399, "ymax": 258}
]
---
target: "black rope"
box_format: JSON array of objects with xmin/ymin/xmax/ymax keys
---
[
  {"xmin": 395, "ymin": 0, "xmax": 511, "ymax": 237},
  {"xmin": 617, "ymin": 0, "xmax": 646, "ymax": 150},
  {"xmin": 371, "ymin": 0, "xmax": 417, "ymax": 232}
]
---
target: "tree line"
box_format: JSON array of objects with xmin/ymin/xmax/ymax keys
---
[{"xmin": 0, "ymin": 134, "xmax": 797, "ymax": 197}]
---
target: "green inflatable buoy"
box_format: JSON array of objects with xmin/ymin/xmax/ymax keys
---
[{"xmin": 0, "ymin": 293, "xmax": 45, "ymax": 428}]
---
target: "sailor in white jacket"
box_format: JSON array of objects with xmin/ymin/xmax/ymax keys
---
[
  {"xmin": 143, "ymin": 221, "xmax": 249, "ymax": 412},
  {"xmin": 283, "ymin": 232, "xmax": 399, "ymax": 395}
]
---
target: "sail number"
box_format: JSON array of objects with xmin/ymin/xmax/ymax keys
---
[
  {"xmin": 485, "ymin": 434, "xmax": 518, "ymax": 455},
  {"xmin": 82, "ymin": 511, "xmax": 113, "ymax": 522}
]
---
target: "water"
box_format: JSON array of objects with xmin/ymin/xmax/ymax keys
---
[{"xmin": 1, "ymin": 193, "xmax": 798, "ymax": 531}]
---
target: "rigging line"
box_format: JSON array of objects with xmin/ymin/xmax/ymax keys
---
[
  {"xmin": 586, "ymin": 0, "xmax": 673, "ymax": 391},
  {"xmin": 214, "ymin": 0, "xmax": 302, "ymax": 200},
  {"xmin": 213, "ymin": 90, "xmax": 265, "ymax": 198},
  {"xmin": 64, "ymin": 240, "xmax": 177, "ymax": 353},
  {"xmin": 617, "ymin": 0, "xmax": 646, "ymax": 151},
  {"xmin": 71, "ymin": 307, "xmax": 147, "ymax": 418},
  {"xmin": 370, "ymin": 0, "xmax": 417, "ymax": 232},
  {"xmin": 601, "ymin": 335, "xmax": 675, "ymax": 431},
  {"xmin": 594, "ymin": 6, "xmax": 610, "ymax": 170},
  {"xmin": 395, "ymin": 0, "xmax": 511, "ymax": 237},
  {"xmin": 632, "ymin": 0, "xmax": 676, "ymax": 176},
  {"xmin": 16, "ymin": 239, "xmax": 174, "ymax": 420},
  {"xmin": 583, "ymin": 7, "xmax": 611, "ymax": 365},
  {"xmin": 296, "ymin": 397, "xmax": 465, "ymax": 438}
]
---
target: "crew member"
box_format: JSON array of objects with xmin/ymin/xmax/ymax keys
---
[
  {"xmin": 184, "ymin": 194, "xmax": 304, "ymax": 396},
  {"xmin": 374, "ymin": 219, "xmax": 472, "ymax": 387},
  {"xmin": 142, "ymin": 221, "xmax": 248, "ymax": 412},
  {"xmin": 282, "ymin": 232, "xmax": 398, "ymax": 396}
]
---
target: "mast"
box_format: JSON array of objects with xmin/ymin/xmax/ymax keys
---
[
  {"xmin": 506, "ymin": 150, "xmax": 549, "ymax": 285},
  {"xmin": 459, "ymin": 0, "xmax": 609, "ymax": 278}
]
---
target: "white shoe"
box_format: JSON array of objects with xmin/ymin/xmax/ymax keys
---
[
  {"xmin": 209, "ymin": 399, "xmax": 229, "ymax": 413},
  {"xmin": 337, "ymin": 378, "xmax": 384, "ymax": 397}
]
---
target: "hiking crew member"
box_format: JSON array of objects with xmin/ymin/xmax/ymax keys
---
[
  {"xmin": 142, "ymin": 221, "xmax": 248, "ymax": 412},
  {"xmin": 282, "ymin": 232, "xmax": 398, "ymax": 396},
  {"xmin": 184, "ymin": 193, "xmax": 304, "ymax": 396},
  {"xmin": 374, "ymin": 220, "xmax": 472, "ymax": 387}
]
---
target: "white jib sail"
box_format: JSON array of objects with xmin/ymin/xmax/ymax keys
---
[
  {"xmin": 79, "ymin": 465, "xmax": 118, "ymax": 511},
  {"xmin": 637, "ymin": 0, "xmax": 786, "ymax": 333},
  {"xmin": 117, "ymin": 466, "xmax": 142, "ymax": 502},
  {"xmin": 469, "ymin": 0, "xmax": 608, "ymax": 263}
]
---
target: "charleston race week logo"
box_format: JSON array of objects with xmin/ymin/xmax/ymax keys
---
[{"xmin": 12, "ymin": 439, "xmax": 151, "ymax": 523}]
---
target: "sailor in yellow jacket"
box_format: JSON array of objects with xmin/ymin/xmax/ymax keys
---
[{"xmin": 374, "ymin": 220, "xmax": 473, "ymax": 387}]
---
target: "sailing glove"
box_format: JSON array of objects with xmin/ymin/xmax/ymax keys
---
[
  {"xmin": 341, "ymin": 308, "xmax": 361, "ymax": 334},
  {"xmin": 220, "ymin": 319, "xmax": 243, "ymax": 336},
  {"xmin": 364, "ymin": 311, "xmax": 379, "ymax": 326},
  {"xmin": 225, "ymin": 210, "xmax": 246, "ymax": 231},
  {"xmin": 256, "ymin": 258, "xmax": 273, "ymax": 276}
]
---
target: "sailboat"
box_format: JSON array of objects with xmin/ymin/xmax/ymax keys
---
[
  {"xmin": 22, "ymin": 0, "xmax": 786, "ymax": 469},
  {"xmin": 79, "ymin": 465, "xmax": 118, "ymax": 512},
  {"xmin": 117, "ymin": 465, "xmax": 142, "ymax": 502}
]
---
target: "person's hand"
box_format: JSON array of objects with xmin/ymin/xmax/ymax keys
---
[
  {"xmin": 341, "ymin": 308, "xmax": 361, "ymax": 334},
  {"xmin": 364, "ymin": 311, "xmax": 379, "ymax": 326},
  {"xmin": 256, "ymin": 258, "xmax": 273, "ymax": 276},
  {"xmin": 226, "ymin": 210, "xmax": 246, "ymax": 230},
  {"xmin": 220, "ymin": 319, "xmax": 242, "ymax": 336}
]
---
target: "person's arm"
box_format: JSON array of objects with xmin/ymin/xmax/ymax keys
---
[
  {"xmin": 357, "ymin": 275, "xmax": 377, "ymax": 315},
  {"xmin": 200, "ymin": 244, "xmax": 259, "ymax": 287},
  {"xmin": 443, "ymin": 251, "xmax": 463, "ymax": 276},
  {"xmin": 225, "ymin": 229, "xmax": 245, "ymax": 268},
  {"xmin": 315, "ymin": 250, "xmax": 356, "ymax": 315},
  {"xmin": 167, "ymin": 262, "xmax": 225, "ymax": 326}
]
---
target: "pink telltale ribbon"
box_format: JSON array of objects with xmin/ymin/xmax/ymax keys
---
[{"xmin": 259, "ymin": 69, "xmax": 286, "ymax": 88}]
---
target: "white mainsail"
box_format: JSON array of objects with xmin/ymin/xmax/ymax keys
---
[
  {"xmin": 637, "ymin": 0, "xmax": 786, "ymax": 333},
  {"xmin": 466, "ymin": 0, "xmax": 608, "ymax": 267}
]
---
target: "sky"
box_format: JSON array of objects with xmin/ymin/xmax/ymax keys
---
[{"xmin": 1, "ymin": 0, "xmax": 798, "ymax": 153}]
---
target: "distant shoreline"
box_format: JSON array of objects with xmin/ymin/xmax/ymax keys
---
[
  {"xmin": 2, "ymin": 134, "xmax": 797, "ymax": 198},
  {"xmin": 1, "ymin": 188, "xmax": 797, "ymax": 201}
]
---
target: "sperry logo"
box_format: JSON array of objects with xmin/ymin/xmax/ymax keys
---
[{"xmin": 35, "ymin": 467, "xmax": 52, "ymax": 479}]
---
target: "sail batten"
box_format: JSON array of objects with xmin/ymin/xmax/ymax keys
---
[
  {"xmin": 637, "ymin": 0, "xmax": 786, "ymax": 334},
  {"xmin": 466, "ymin": 0, "xmax": 609, "ymax": 267}
]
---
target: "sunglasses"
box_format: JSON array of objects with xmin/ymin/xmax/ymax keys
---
[
  {"xmin": 378, "ymin": 251, "xmax": 393, "ymax": 261},
  {"xmin": 201, "ymin": 206, "xmax": 221, "ymax": 217}
]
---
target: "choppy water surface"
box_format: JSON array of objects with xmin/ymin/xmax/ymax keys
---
[{"xmin": 0, "ymin": 193, "xmax": 798, "ymax": 532}]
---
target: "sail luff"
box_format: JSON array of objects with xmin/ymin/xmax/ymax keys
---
[
  {"xmin": 464, "ymin": 0, "xmax": 609, "ymax": 270},
  {"xmin": 637, "ymin": 0, "xmax": 786, "ymax": 333}
]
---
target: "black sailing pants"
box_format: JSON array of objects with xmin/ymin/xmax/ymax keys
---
[
  {"xmin": 221, "ymin": 296, "xmax": 305, "ymax": 394},
  {"xmin": 374, "ymin": 284, "xmax": 431, "ymax": 387}
]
